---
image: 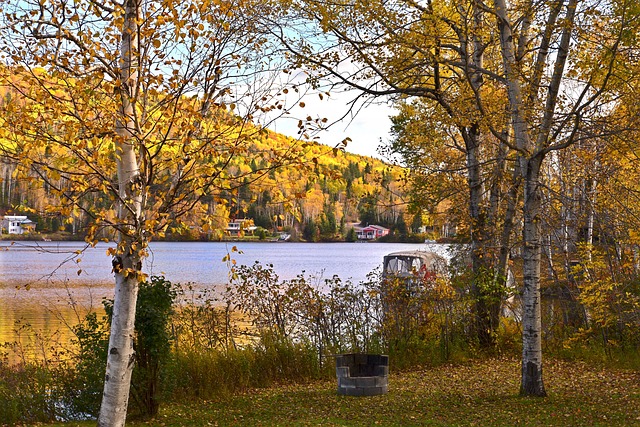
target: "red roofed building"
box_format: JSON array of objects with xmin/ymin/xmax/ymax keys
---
[{"xmin": 356, "ymin": 225, "xmax": 390, "ymax": 240}]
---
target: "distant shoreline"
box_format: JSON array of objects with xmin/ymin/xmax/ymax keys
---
[{"xmin": 0, "ymin": 232, "xmax": 442, "ymax": 244}]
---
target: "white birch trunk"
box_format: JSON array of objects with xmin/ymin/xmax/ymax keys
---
[
  {"xmin": 98, "ymin": 0, "xmax": 142, "ymax": 425},
  {"xmin": 495, "ymin": 0, "xmax": 547, "ymax": 397},
  {"xmin": 98, "ymin": 269, "xmax": 140, "ymax": 427},
  {"xmin": 586, "ymin": 177, "xmax": 597, "ymax": 263},
  {"xmin": 520, "ymin": 159, "xmax": 546, "ymax": 396}
]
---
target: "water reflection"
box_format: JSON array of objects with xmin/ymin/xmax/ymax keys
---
[
  {"xmin": 0, "ymin": 285, "xmax": 109, "ymax": 364},
  {"xmin": 1, "ymin": 241, "xmax": 444, "ymax": 362}
]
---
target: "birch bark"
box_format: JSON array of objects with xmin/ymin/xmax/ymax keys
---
[
  {"xmin": 98, "ymin": 0, "xmax": 143, "ymax": 425},
  {"xmin": 495, "ymin": 0, "xmax": 545, "ymax": 396},
  {"xmin": 495, "ymin": 0, "xmax": 577, "ymax": 396},
  {"xmin": 520, "ymin": 157, "xmax": 546, "ymax": 396}
]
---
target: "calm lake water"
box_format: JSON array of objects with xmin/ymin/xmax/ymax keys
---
[{"xmin": 0, "ymin": 241, "xmax": 452, "ymax": 353}]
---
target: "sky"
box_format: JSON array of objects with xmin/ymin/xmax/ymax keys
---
[{"xmin": 266, "ymin": 89, "xmax": 397, "ymax": 159}]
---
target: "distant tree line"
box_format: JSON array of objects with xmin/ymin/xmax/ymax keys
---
[{"xmin": 0, "ymin": 143, "xmax": 418, "ymax": 242}]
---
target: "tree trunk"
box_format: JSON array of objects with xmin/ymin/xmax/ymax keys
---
[
  {"xmin": 586, "ymin": 177, "xmax": 597, "ymax": 262},
  {"xmin": 464, "ymin": 5, "xmax": 508, "ymax": 347},
  {"xmin": 463, "ymin": 125, "xmax": 494, "ymax": 347},
  {"xmin": 520, "ymin": 156, "xmax": 546, "ymax": 397},
  {"xmin": 98, "ymin": 266, "xmax": 140, "ymax": 426},
  {"xmin": 497, "ymin": 163, "xmax": 520, "ymax": 287},
  {"xmin": 497, "ymin": 1, "xmax": 543, "ymax": 392},
  {"xmin": 98, "ymin": 0, "xmax": 143, "ymax": 425}
]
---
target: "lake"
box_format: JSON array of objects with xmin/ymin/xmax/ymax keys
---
[{"xmin": 0, "ymin": 241, "xmax": 452, "ymax": 356}]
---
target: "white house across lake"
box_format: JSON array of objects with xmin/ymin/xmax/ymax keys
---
[
  {"xmin": 225, "ymin": 219, "xmax": 257, "ymax": 236},
  {"xmin": 1, "ymin": 215, "xmax": 36, "ymax": 234}
]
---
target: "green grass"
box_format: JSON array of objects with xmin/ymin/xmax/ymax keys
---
[{"xmin": 33, "ymin": 357, "xmax": 640, "ymax": 427}]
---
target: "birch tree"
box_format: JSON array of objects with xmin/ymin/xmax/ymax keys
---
[
  {"xmin": 0, "ymin": 0, "xmax": 306, "ymax": 424},
  {"xmin": 492, "ymin": 0, "xmax": 639, "ymax": 395},
  {"xmin": 274, "ymin": 0, "xmax": 638, "ymax": 396}
]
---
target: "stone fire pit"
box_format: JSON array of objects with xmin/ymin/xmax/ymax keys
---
[{"xmin": 335, "ymin": 353, "xmax": 389, "ymax": 396}]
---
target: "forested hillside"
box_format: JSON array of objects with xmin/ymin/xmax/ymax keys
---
[{"xmin": 0, "ymin": 121, "xmax": 411, "ymax": 242}]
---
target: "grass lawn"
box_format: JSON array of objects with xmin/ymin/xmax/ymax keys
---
[{"xmin": 43, "ymin": 357, "xmax": 640, "ymax": 426}]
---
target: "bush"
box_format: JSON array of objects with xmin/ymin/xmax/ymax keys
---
[
  {"xmin": 228, "ymin": 263, "xmax": 386, "ymax": 359},
  {"xmin": 55, "ymin": 311, "xmax": 109, "ymax": 420},
  {"xmin": 129, "ymin": 276, "xmax": 177, "ymax": 419},
  {"xmin": 55, "ymin": 276, "xmax": 177, "ymax": 421},
  {"xmin": 171, "ymin": 287, "xmax": 236, "ymax": 352},
  {"xmin": 0, "ymin": 363, "xmax": 56, "ymax": 424}
]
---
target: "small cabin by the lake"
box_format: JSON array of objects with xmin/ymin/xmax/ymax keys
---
[
  {"xmin": 225, "ymin": 219, "xmax": 257, "ymax": 236},
  {"xmin": 356, "ymin": 225, "xmax": 390, "ymax": 240},
  {"xmin": 1, "ymin": 215, "xmax": 36, "ymax": 234}
]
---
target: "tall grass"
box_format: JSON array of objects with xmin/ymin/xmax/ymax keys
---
[{"xmin": 168, "ymin": 336, "xmax": 328, "ymax": 401}]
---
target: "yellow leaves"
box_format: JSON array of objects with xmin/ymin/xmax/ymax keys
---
[
  {"xmin": 120, "ymin": 268, "xmax": 148, "ymax": 283},
  {"xmin": 136, "ymin": 270, "xmax": 148, "ymax": 283},
  {"xmin": 628, "ymin": 229, "xmax": 640, "ymax": 246},
  {"xmin": 0, "ymin": 0, "xmax": 411, "ymax": 264}
]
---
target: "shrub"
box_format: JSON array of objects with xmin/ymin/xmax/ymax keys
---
[
  {"xmin": 171, "ymin": 284, "xmax": 240, "ymax": 353},
  {"xmin": 54, "ymin": 311, "xmax": 109, "ymax": 420},
  {"xmin": 0, "ymin": 362, "xmax": 56, "ymax": 424},
  {"xmin": 129, "ymin": 276, "xmax": 177, "ymax": 419},
  {"xmin": 55, "ymin": 276, "xmax": 177, "ymax": 421}
]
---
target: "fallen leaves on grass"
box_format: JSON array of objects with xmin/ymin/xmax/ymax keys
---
[{"xmin": 128, "ymin": 357, "xmax": 640, "ymax": 426}]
